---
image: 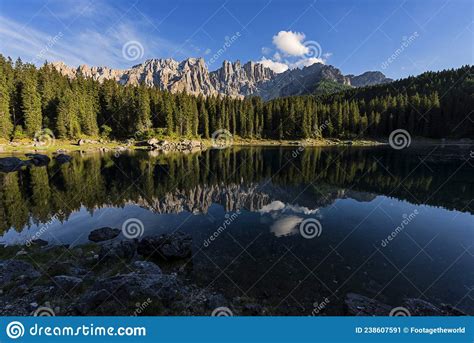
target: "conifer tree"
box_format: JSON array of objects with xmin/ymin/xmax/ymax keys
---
[{"xmin": 21, "ymin": 69, "xmax": 42, "ymax": 136}]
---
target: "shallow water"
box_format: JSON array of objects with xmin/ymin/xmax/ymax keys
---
[{"xmin": 1, "ymin": 146, "xmax": 473, "ymax": 314}]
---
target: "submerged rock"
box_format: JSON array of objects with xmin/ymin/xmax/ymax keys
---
[
  {"xmin": 137, "ymin": 231, "xmax": 192, "ymax": 260},
  {"xmin": 344, "ymin": 293, "xmax": 391, "ymax": 316},
  {"xmin": 55, "ymin": 154, "xmax": 72, "ymax": 164},
  {"xmin": 25, "ymin": 153, "xmax": 50, "ymax": 166},
  {"xmin": 88, "ymin": 227, "xmax": 121, "ymax": 242},
  {"xmin": 74, "ymin": 260, "xmax": 177, "ymax": 315},
  {"xmin": 53, "ymin": 275, "xmax": 83, "ymax": 292},
  {"xmin": 403, "ymin": 298, "xmax": 467, "ymax": 316},
  {"xmin": 132, "ymin": 260, "xmax": 162, "ymax": 275},
  {"xmin": 99, "ymin": 240, "xmax": 137, "ymax": 260},
  {"xmin": 30, "ymin": 239, "xmax": 49, "ymax": 246},
  {"xmin": 0, "ymin": 157, "xmax": 26, "ymax": 172},
  {"xmin": 344, "ymin": 293, "xmax": 468, "ymax": 316}
]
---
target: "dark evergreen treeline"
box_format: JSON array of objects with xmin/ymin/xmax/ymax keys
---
[
  {"xmin": 0, "ymin": 54, "xmax": 472, "ymax": 141},
  {"xmin": 1, "ymin": 147, "xmax": 472, "ymax": 232}
]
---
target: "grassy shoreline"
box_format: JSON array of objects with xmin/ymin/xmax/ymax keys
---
[{"xmin": 0, "ymin": 137, "xmax": 472, "ymax": 155}]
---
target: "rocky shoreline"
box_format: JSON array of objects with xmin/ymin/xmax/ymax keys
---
[
  {"xmin": 0, "ymin": 153, "xmax": 72, "ymax": 172},
  {"xmin": 0, "ymin": 138, "xmax": 206, "ymax": 172},
  {"xmin": 0, "ymin": 228, "xmax": 467, "ymax": 316},
  {"xmin": 0, "ymin": 138, "xmax": 208, "ymax": 156},
  {"xmin": 0, "ymin": 230, "xmax": 268, "ymax": 316}
]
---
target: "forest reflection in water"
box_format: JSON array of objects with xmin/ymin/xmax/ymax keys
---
[
  {"xmin": 0, "ymin": 146, "xmax": 472, "ymax": 233},
  {"xmin": 0, "ymin": 146, "xmax": 472, "ymax": 315}
]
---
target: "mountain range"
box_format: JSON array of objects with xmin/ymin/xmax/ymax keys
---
[{"xmin": 51, "ymin": 58, "xmax": 393, "ymax": 100}]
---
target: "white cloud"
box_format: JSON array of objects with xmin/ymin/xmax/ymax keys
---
[
  {"xmin": 259, "ymin": 200, "xmax": 320, "ymax": 215},
  {"xmin": 258, "ymin": 57, "xmax": 289, "ymax": 73},
  {"xmin": 256, "ymin": 30, "xmax": 330, "ymax": 73},
  {"xmin": 272, "ymin": 31, "xmax": 309, "ymax": 56},
  {"xmin": 290, "ymin": 57, "xmax": 325, "ymax": 69},
  {"xmin": 259, "ymin": 201, "xmax": 286, "ymax": 213},
  {"xmin": 270, "ymin": 215, "xmax": 302, "ymax": 237},
  {"xmin": 0, "ymin": 5, "xmax": 193, "ymax": 69},
  {"xmin": 261, "ymin": 46, "xmax": 272, "ymax": 55}
]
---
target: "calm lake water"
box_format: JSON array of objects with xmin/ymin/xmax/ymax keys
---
[{"xmin": 0, "ymin": 146, "xmax": 473, "ymax": 315}]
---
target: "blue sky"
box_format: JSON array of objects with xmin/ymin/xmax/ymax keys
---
[{"xmin": 0, "ymin": 0, "xmax": 472, "ymax": 79}]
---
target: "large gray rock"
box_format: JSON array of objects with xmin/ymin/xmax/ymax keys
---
[
  {"xmin": 88, "ymin": 227, "xmax": 121, "ymax": 242},
  {"xmin": 0, "ymin": 260, "xmax": 41, "ymax": 284},
  {"xmin": 74, "ymin": 261, "xmax": 177, "ymax": 315},
  {"xmin": 137, "ymin": 231, "xmax": 192, "ymax": 260},
  {"xmin": 132, "ymin": 260, "xmax": 162, "ymax": 275}
]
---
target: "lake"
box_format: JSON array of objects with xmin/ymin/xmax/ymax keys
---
[{"xmin": 0, "ymin": 145, "xmax": 473, "ymax": 315}]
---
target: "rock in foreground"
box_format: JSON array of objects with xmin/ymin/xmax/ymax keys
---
[
  {"xmin": 0, "ymin": 259, "xmax": 41, "ymax": 284},
  {"xmin": 344, "ymin": 293, "xmax": 467, "ymax": 316},
  {"xmin": 138, "ymin": 231, "xmax": 192, "ymax": 260}
]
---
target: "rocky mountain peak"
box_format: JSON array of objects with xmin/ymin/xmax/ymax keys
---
[
  {"xmin": 51, "ymin": 58, "xmax": 392, "ymax": 99},
  {"xmin": 347, "ymin": 71, "xmax": 393, "ymax": 87}
]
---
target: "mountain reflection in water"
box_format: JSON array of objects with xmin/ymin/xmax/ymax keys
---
[{"xmin": 0, "ymin": 146, "xmax": 472, "ymax": 315}]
